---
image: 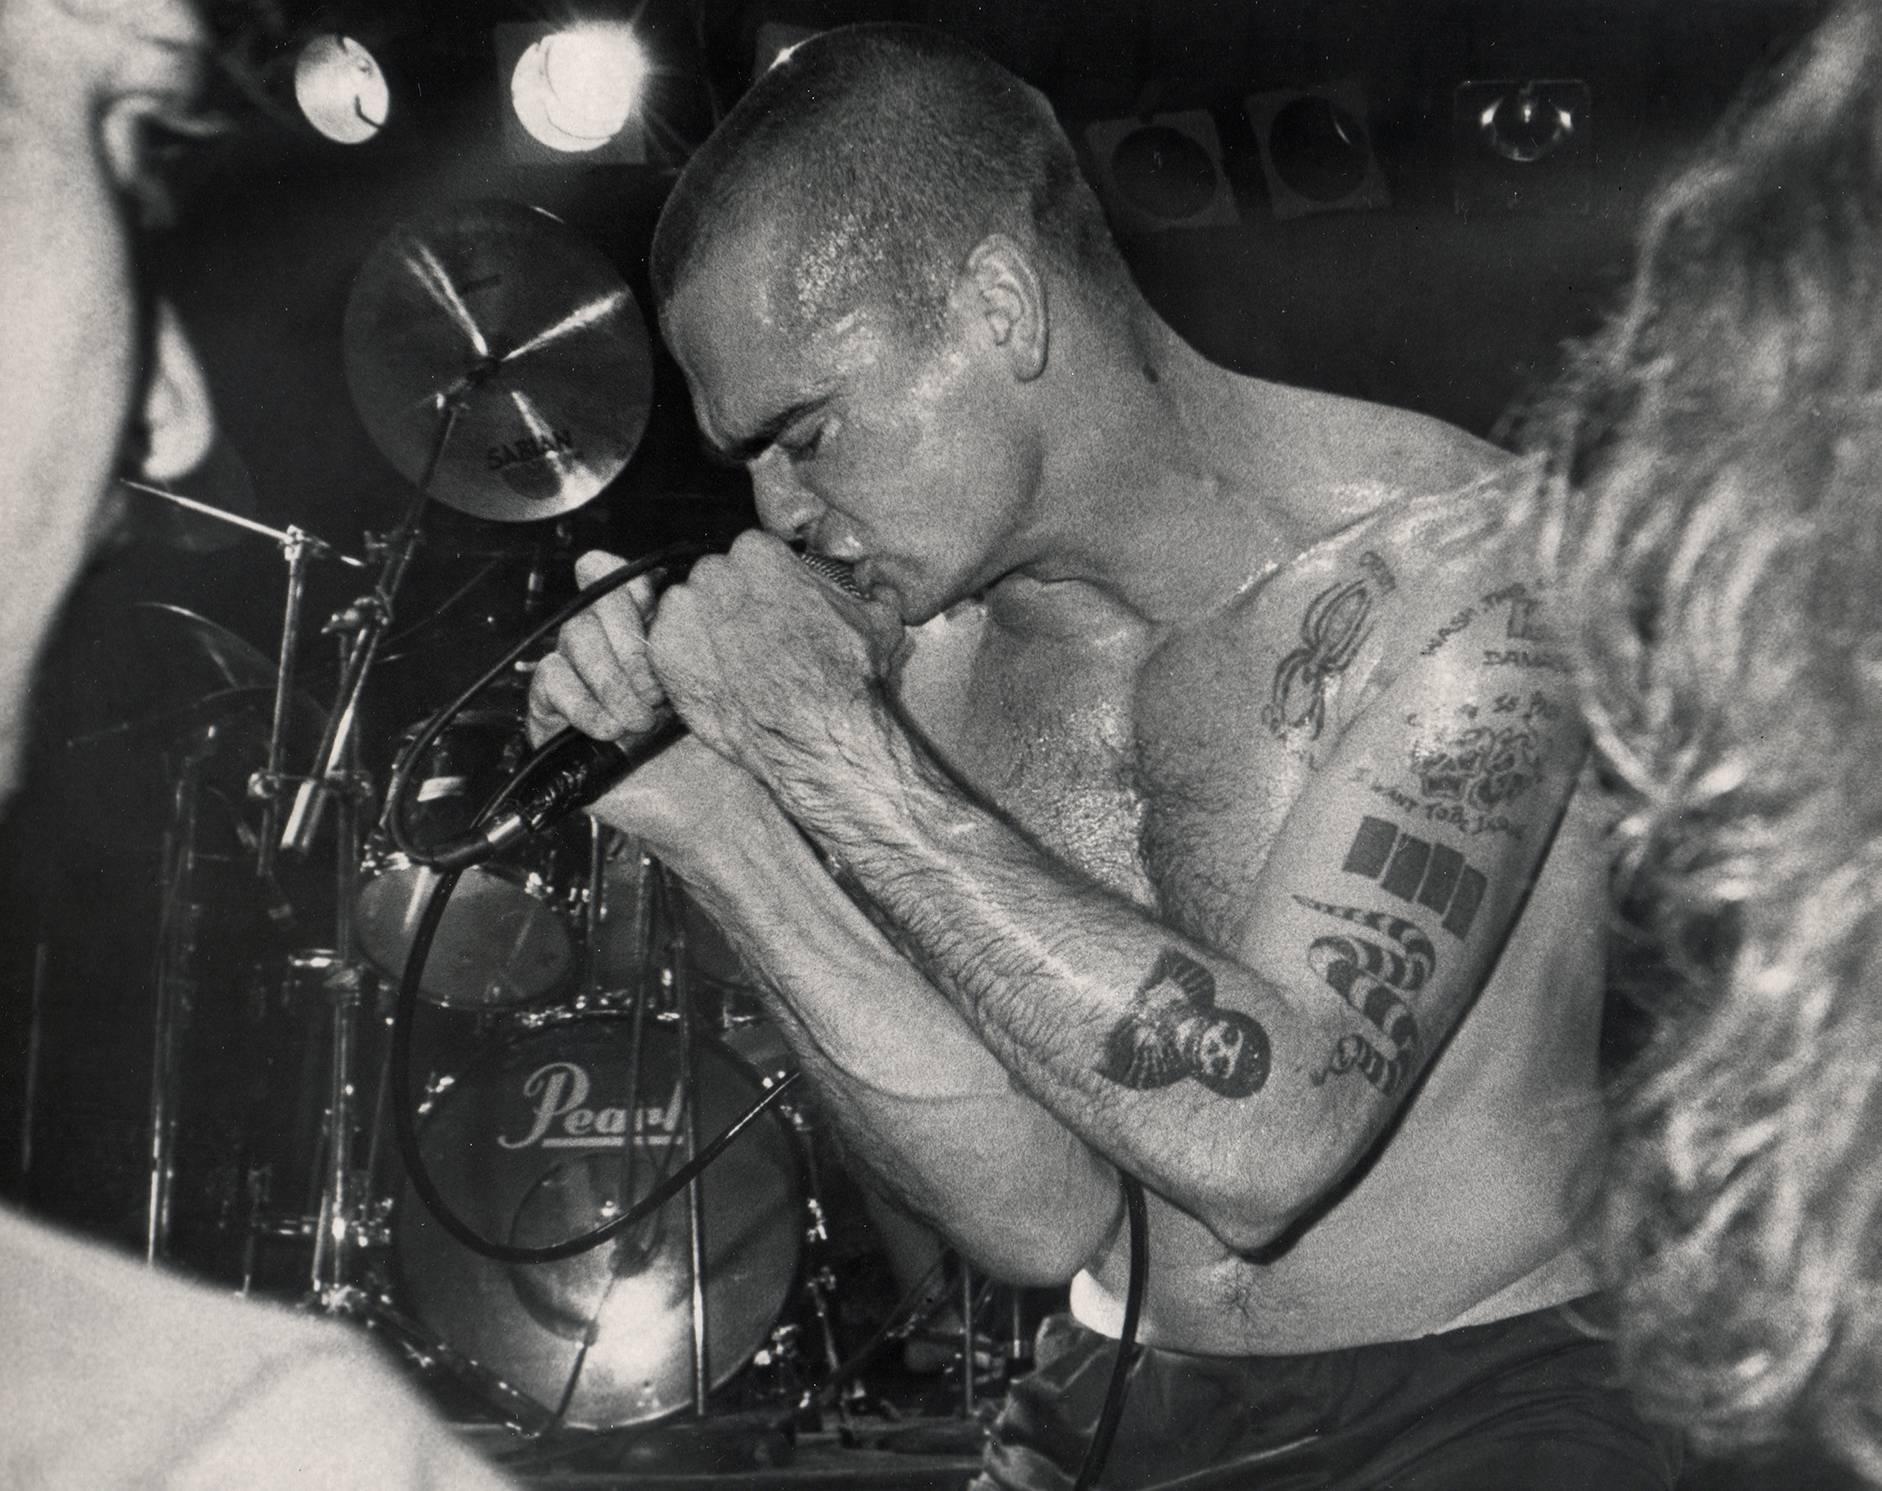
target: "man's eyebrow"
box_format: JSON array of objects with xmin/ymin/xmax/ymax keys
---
[{"xmin": 708, "ymin": 397, "xmax": 826, "ymax": 466}]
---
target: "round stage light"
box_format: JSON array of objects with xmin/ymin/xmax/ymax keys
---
[
  {"xmin": 1268, "ymin": 95, "xmax": 1371, "ymax": 204},
  {"xmin": 511, "ymin": 25, "xmax": 648, "ymax": 154},
  {"xmin": 293, "ymin": 34, "xmax": 389, "ymax": 145},
  {"xmin": 1109, "ymin": 125, "xmax": 1220, "ymax": 221}
]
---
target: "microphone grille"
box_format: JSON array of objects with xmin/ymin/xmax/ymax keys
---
[{"xmin": 797, "ymin": 550, "xmax": 863, "ymax": 598}]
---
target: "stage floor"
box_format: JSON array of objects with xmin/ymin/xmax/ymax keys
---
[{"xmin": 460, "ymin": 1413, "xmax": 986, "ymax": 1489}]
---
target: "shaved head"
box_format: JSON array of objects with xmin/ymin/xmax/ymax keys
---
[{"xmin": 650, "ymin": 23, "xmax": 1130, "ymax": 341}]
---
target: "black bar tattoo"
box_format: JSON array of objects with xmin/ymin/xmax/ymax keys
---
[{"xmin": 1338, "ymin": 815, "xmax": 1487, "ymax": 940}]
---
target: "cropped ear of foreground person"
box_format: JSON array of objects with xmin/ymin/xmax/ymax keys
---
[
  {"xmin": 0, "ymin": 0, "xmax": 519, "ymax": 1483},
  {"xmin": 528, "ymin": 21, "xmax": 1683, "ymax": 1490},
  {"xmin": 1522, "ymin": 0, "xmax": 1882, "ymax": 1481}
]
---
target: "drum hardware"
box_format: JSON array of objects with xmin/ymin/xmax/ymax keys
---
[
  {"xmin": 356, "ymin": 711, "xmax": 586, "ymax": 1009},
  {"xmin": 243, "ymin": 196, "xmax": 656, "ymax": 1308},
  {"xmin": 305, "ymin": 947, "xmax": 369, "ymax": 1295},
  {"xmin": 362, "ymin": 540, "xmax": 709, "ymax": 1013},
  {"xmin": 276, "ymin": 419, "xmax": 451, "ymax": 862},
  {"xmin": 144, "ymin": 726, "xmax": 218, "ymax": 1263},
  {"xmin": 114, "ymin": 479, "xmax": 368, "ymax": 1279},
  {"xmin": 119, "ymin": 478, "xmax": 368, "ymax": 570},
  {"xmin": 770, "ymin": 1253, "xmax": 950, "ymax": 1437},
  {"xmin": 325, "ymin": 1283, "xmax": 563, "ymax": 1437},
  {"xmin": 113, "ymin": 205, "xmax": 954, "ymax": 1451},
  {"xmin": 668, "ymin": 885, "xmax": 711, "ymax": 1420},
  {"xmin": 391, "ymin": 1004, "xmax": 810, "ymax": 1428}
]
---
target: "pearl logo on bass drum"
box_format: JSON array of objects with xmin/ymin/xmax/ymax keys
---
[{"xmin": 497, "ymin": 1060, "xmax": 682, "ymax": 1150}]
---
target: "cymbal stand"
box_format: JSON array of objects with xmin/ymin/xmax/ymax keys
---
[
  {"xmin": 669, "ymin": 879, "xmax": 714, "ymax": 1416},
  {"xmin": 144, "ymin": 730, "xmax": 217, "ymax": 1264},
  {"xmin": 279, "ymin": 396, "xmax": 460, "ymax": 859},
  {"xmin": 253, "ymin": 529, "xmax": 312, "ymax": 883},
  {"xmin": 304, "ymin": 641, "xmax": 372, "ymax": 1300},
  {"xmin": 270, "ymin": 397, "xmax": 457, "ymax": 1304}
]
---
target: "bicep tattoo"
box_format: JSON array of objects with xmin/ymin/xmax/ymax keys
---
[
  {"xmin": 1293, "ymin": 897, "xmax": 1433, "ymax": 1096},
  {"xmin": 1097, "ymin": 948, "xmax": 1271, "ymax": 1099},
  {"xmin": 1264, "ymin": 572, "xmax": 1378, "ymax": 741}
]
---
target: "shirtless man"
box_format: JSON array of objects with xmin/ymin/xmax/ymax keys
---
[
  {"xmin": 0, "ymin": 0, "xmax": 513, "ymax": 1482},
  {"xmin": 530, "ymin": 24, "xmax": 1678, "ymax": 1488}
]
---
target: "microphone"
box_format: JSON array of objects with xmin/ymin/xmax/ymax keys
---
[{"xmin": 427, "ymin": 551, "xmax": 860, "ymax": 870}]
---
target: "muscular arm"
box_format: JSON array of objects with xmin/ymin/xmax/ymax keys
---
[
  {"xmin": 529, "ymin": 553, "xmax": 1120, "ymax": 1281},
  {"xmin": 664, "ymin": 542, "xmax": 1588, "ymax": 1254},
  {"xmin": 664, "ymin": 760, "xmax": 1121, "ymax": 1282}
]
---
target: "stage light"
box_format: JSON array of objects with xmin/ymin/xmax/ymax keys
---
[
  {"xmin": 1453, "ymin": 79, "xmax": 1594, "ymax": 216},
  {"xmin": 1083, "ymin": 110, "xmax": 1240, "ymax": 233},
  {"xmin": 293, "ymin": 33, "xmax": 389, "ymax": 145},
  {"xmin": 1244, "ymin": 81, "xmax": 1389, "ymax": 220},
  {"xmin": 752, "ymin": 21, "xmax": 819, "ymax": 79},
  {"xmin": 510, "ymin": 23, "xmax": 647, "ymax": 156}
]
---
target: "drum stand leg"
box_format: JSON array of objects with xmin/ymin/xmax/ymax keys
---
[
  {"xmin": 145, "ymin": 744, "xmax": 211, "ymax": 1265},
  {"xmin": 301, "ymin": 682, "xmax": 377, "ymax": 1305},
  {"xmin": 793, "ymin": 1133, "xmax": 864, "ymax": 1435},
  {"xmin": 666, "ymin": 868, "xmax": 714, "ymax": 1417},
  {"xmin": 960, "ymin": 1262, "xmax": 978, "ymax": 1419},
  {"xmin": 307, "ymin": 961, "xmax": 364, "ymax": 1297}
]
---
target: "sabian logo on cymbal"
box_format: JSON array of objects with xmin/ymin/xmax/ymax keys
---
[
  {"xmin": 487, "ymin": 428, "xmax": 578, "ymax": 472},
  {"xmin": 498, "ymin": 1060, "xmax": 682, "ymax": 1150}
]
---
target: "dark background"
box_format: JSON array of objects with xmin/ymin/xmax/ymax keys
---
[{"xmin": 0, "ymin": 0, "xmax": 1830, "ymax": 1350}]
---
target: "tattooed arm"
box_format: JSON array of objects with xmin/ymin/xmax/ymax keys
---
[
  {"xmin": 662, "ymin": 759, "xmax": 1124, "ymax": 1282},
  {"xmin": 651, "ymin": 536, "xmax": 1589, "ymax": 1255}
]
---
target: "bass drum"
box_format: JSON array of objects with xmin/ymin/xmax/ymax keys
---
[{"xmin": 395, "ymin": 1019, "xmax": 804, "ymax": 1427}]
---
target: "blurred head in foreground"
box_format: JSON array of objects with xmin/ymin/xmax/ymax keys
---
[{"xmin": 1524, "ymin": 0, "xmax": 1882, "ymax": 1474}]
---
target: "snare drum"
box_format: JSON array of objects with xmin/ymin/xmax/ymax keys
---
[
  {"xmin": 357, "ymin": 712, "xmax": 585, "ymax": 1008},
  {"xmin": 394, "ymin": 1017, "xmax": 804, "ymax": 1427}
]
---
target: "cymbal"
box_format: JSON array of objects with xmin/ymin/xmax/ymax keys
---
[
  {"xmin": 342, "ymin": 198, "xmax": 654, "ymax": 523},
  {"xmin": 138, "ymin": 602, "xmax": 280, "ymax": 692},
  {"xmin": 64, "ymin": 603, "xmax": 328, "ymax": 748}
]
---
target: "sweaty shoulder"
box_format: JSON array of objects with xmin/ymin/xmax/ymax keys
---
[
  {"xmin": 1343, "ymin": 460, "xmax": 1545, "ymax": 694},
  {"xmin": 1221, "ymin": 456, "xmax": 1538, "ymax": 756},
  {"xmin": 1316, "ymin": 391, "xmax": 1508, "ymax": 507}
]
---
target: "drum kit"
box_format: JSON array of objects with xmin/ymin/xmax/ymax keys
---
[{"xmin": 111, "ymin": 199, "xmax": 897, "ymax": 1437}]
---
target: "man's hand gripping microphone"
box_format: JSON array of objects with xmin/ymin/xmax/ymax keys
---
[{"xmin": 426, "ymin": 550, "xmax": 860, "ymax": 870}]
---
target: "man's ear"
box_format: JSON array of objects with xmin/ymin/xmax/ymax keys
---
[{"xmin": 955, "ymin": 235, "xmax": 1047, "ymax": 382}]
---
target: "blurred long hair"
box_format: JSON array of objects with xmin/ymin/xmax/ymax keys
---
[{"xmin": 1519, "ymin": 0, "xmax": 1882, "ymax": 1475}]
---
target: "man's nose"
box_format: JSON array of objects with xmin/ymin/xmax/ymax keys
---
[
  {"xmin": 137, "ymin": 300, "xmax": 216, "ymax": 482},
  {"xmin": 749, "ymin": 454, "xmax": 822, "ymax": 539}
]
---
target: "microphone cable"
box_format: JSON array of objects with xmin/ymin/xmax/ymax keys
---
[
  {"xmin": 382, "ymin": 541, "xmax": 710, "ymax": 871},
  {"xmin": 1072, "ymin": 1172, "xmax": 1147, "ymax": 1491},
  {"xmin": 380, "ymin": 538, "xmax": 1150, "ymax": 1485},
  {"xmin": 390, "ymin": 843, "xmax": 800, "ymax": 1265},
  {"xmin": 385, "ymin": 539, "xmax": 799, "ymax": 1266}
]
